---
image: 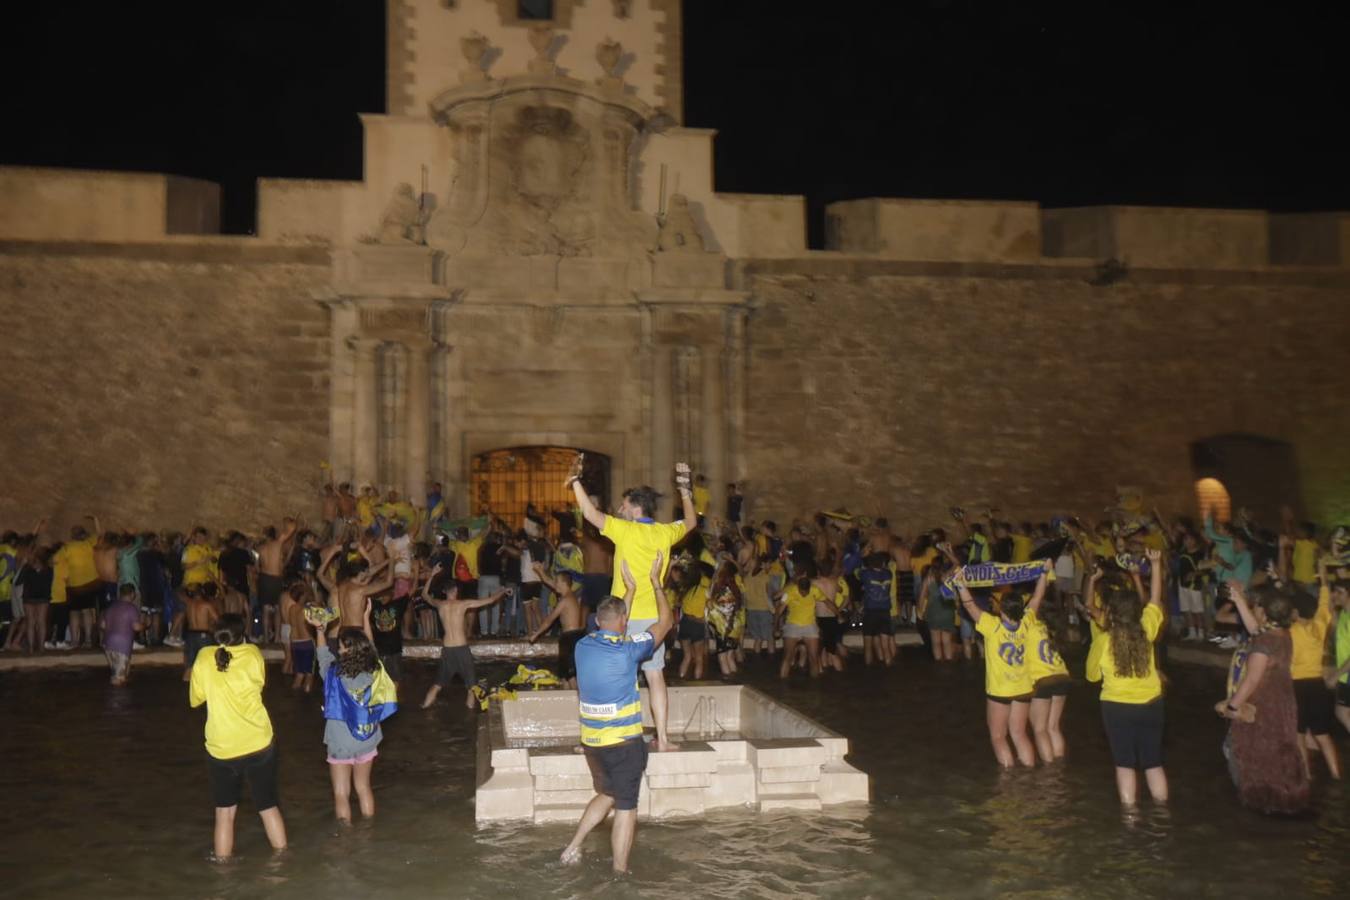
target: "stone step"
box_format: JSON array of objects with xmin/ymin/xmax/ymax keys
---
[
  {"xmin": 533, "ymin": 802, "xmax": 588, "ymax": 824},
  {"xmin": 758, "ymin": 793, "xmax": 822, "ymax": 812},
  {"xmin": 534, "ymin": 773, "xmax": 595, "ymax": 792},
  {"xmin": 757, "ymin": 780, "xmax": 821, "ymax": 797},
  {"xmin": 757, "ymin": 764, "xmax": 823, "ymax": 785},
  {"xmin": 818, "ymin": 761, "xmax": 870, "ymax": 804},
  {"xmin": 535, "ymin": 788, "xmax": 599, "ymax": 805},
  {"xmin": 746, "ymin": 738, "xmax": 827, "ymax": 769}
]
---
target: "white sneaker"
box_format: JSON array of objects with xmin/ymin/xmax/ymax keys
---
[
  {"xmin": 164, "ymin": 636, "xmax": 184, "ymax": 648},
  {"xmin": 54, "ymin": 641, "xmax": 71, "ymax": 650},
  {"xmin": 1217, "ymin": 636, "xmax": 1241, "ymax": 650}
]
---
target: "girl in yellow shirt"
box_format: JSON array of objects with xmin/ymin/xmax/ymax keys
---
[
  {"xmin": 1086, "ymin": 548, "xmax": 1168, "ymax": 807},
  {"xmin": 953, "ymin": 572, "xmax": 1036, "ymax": 769},
  {"xmin": 774, "ymin": 564, "xmax": 823, "ymax": 679},
  {"xmin": 1023, "ymin": 568, "xmax": 1070, "ymax": 763}
]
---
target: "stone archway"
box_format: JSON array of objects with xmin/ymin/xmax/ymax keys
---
[
  {"xmin": 1190, "ymin": 434, "xmax": 1302, "ymax": 521},
  {"xmin": 470, "ymin": 446, "xmax": 611, "ymax": 537}
]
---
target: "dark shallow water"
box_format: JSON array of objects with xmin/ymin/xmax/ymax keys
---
[{"xmin": 2, "ymin": 647, "xmax": 1347, "ymax": 899}]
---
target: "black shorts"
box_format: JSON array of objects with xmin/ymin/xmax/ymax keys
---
[
  {"xmin": 208, "ymin": 742, "xmax": 280, "ymax": 811},
  {"xmin": 558, "ymin": 629, "xmax": 586, "ymax": 681},
  {"xmin": 987, "ymin": 693, "xmax": 1032, "ymax": 705},
  {"xmin": 584, "ymin": 738, "xmax": 649, "ymax": 811},
  {"xmin": 862, "ymin": 608, "xmax": 893, "ymax": 636},
  {"xmin": 184, "ymin": 630, "xmax": 212, "ymax": 669},
  {"xmin": 436, "ymin": 644, "xmax": 476, "ymax": 688},
  {"xmin": 678, "ymin": 616, "xmax": 706, "ymax": 642},
  {"xmin": 1100, "ymin": 699, "xmax": 1165, "ymax": 769},
  {"xmin": 817, "ymin": 616, "xmax": 843, "ymax": 652},
  {"xmin": 257, "ymin": 573, "xmax": 284, "ymax": 609},
  {"xmin": 1033, "ymin": 675, "xmax": 1071, "ymax": 699},
  {"xmin": 67, "ymin": 582, "xmax": 100, "ymax": 611},
  {"xmin": 1294, "ymin": 678, "xmax": 1334, "ymax": 736},
  {"xmin": 520, "ymin": 583, "xmax": 542, "ymax": 602}
]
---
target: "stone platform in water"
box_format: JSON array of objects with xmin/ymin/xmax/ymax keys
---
[{"xmin": 475, "ymin": 685, "xmax": 870, "ymax": 824}]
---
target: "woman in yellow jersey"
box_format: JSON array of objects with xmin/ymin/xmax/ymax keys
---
[
  {"xmin": 1086, "ymin": 548, "xmax": 1168, "ymax": 806},
  {"xmin": 953, "ymin": 572, "xmax": 1036, "ymax": 768},
  {"xmin": 676, "ymin": 561, "xmax": 711, "ymax": 681},
  {"xmin": 1288, "ymin": 557, "xmax": 1340, "ymax": 779},
  {"xmin": 774, "ymin": 564, "xmax": 823, "ymax": 678},
  {"xmin": 1024, "ymin": 567, "xmax": 1071, "ymax": 763},
  {"xmin": 189, "ymin": 614, "xmax": 288, "ymax": 859}
]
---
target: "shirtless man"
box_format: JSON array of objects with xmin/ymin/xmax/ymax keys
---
[
  {"xmin": 569, "ymin": 454, "xmax": 696, "ymax": 753},
  {"xmin": 180, "ymin": 585, "xmax": 220, "ymax": 682},
  {"xmin": 321, "ymin": 482, "xmax": 340, "ymax": 543},
  {"xmin": 284, "ymin": 584, "xmax": 317, "ymax": 691},
  {"xmin": 256, "ymin": 517, "xmax": 298, "ymax": 644},
  {"xmin": 317, "ymin": 545, "xmax": 393, "ymax": 629},
  {"xmin": 92, "ymin": 521, "xmax": 121, "ymax": 645},
  {"xmin": 528, "ymin": 563, "xmax": 586, "ymax": 687},
  {"xmin": 420, "ymin": 567, "xmax": 507, "ymax": 710}
]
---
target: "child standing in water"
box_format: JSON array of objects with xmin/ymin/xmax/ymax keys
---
[
  {"xmin": 309, "ymin": 600, "xmax": 398, "ymax": 823},
  {"xmin": 188, "ymin": 614, "xmax": 287, "ymax": 859},
  {"xmin": 953, "ymin": 571, "xmax": 1035, "ymax": 768},
  {"xmin": 420, "ymin": 566, "xmax": 508, "ymax": 710}
]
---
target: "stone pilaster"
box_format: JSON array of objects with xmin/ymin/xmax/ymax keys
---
[
  {"xmin": 404, "ymin": 338, "xmax": 433, "ymax": 502},
  {"xmin": 700, "ymin": 342, "xmax": 726, "ymax": 519},
  {"xmin": 325, "ymin": 298, "xmax": 358, "ymax": 483},
  {"xmin": 348, "ymin": 337, "xmax": 381, "ymax": 489}
]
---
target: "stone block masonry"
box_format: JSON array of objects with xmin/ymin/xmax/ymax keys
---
[
  {"xmin": 0, "ymin": 241, "xmax": 333, "ymax": 533},
  {"xmin": 738, "ymin": 258, "xmax": 1350, "ymax": 528}
]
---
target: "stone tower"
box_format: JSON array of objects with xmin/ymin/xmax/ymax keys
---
[{"xmin": 276, "ymin": 0, "xmax": 755, "ymax": 519}]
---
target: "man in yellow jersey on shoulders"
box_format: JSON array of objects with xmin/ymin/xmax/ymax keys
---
[{"xmin": 568, "ymin": 453, "xmax": 696, "ymax": 753}]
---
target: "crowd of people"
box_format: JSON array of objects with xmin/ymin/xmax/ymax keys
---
[{"xmin": 1, "ymin": 469, "xmax": 1348, "ymax": 868}]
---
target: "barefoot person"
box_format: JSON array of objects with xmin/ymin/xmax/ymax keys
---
[
  {"xmin": 257, "ymin": 518, "xmax": 298, "ymax": 644},
  {"xmin": 310, "ymin": 600, "xmax": 398, "ymax": 823},
  {"xmin": 527, "ymin": 563, "xmax": 586, "ymax": 687},
  {"xmin": 561, "ymin": 557, "xmax": 673, "ymax": 873},
  {"xmin": 420, "ymin": 568, "xmax": 507, "ymax": 710},
  {"xmin": 568, "ymin": 454, "xmax": 696, "ymax": 752},
  {"xmin": 1086, "ymin": 547, "xmax": 1169, "ymax": 807},
  {"xmin": 188, "ymin": 614, "xmax": 287, "ymax": 860},
  {"xmin": 953, "ymin": 572, "xmax": 1036, "ymax": 768}
]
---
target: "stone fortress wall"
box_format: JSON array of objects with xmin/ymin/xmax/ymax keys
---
[{"xmin": 2, "ymin": 0, "xmax": 1347, "ymax": 534}]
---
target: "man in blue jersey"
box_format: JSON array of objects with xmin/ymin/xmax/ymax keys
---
[{"xmin": 560, "ymin": 554, "xmax": 674, "ymax": 873}]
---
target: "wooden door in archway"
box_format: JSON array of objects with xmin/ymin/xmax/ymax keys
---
[{"xmin": 470, "ymin": 447, "xmax": 610, "ymax": 538}]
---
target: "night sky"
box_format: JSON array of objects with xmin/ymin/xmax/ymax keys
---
[{"xmin": 2, "ymin": 1, "xmax": 1344, "ymax": 245}]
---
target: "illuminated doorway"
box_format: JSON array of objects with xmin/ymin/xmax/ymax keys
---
[
  {"xmin": 1190, "ymin": 434, "xmax": 1301, "ymax": 522},
  {"xmin": 470, "ymin": 447, "xmax": 611, "ymax": 537}
]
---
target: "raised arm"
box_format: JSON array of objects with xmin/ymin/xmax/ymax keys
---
[
  {"xmin": 317, "ymin": 544, "xmax": 342, "ymax": 593},
  {"xmin": 1146, "ymin": 547, "xmax": 1163, "ymax": 609},
  {"xmin": 1026, "ymin": 566, "xmax": 1050, "ymax": 615},
  {"xmin": 464, "ymin": 589, "xmax": 509, "ymax": 612},
  {"xmin": 674, "ymin": 463, "xmax": 698, "ymax": 533},
  {"xmin": 566, "ymin": 453, "xmax": 607, "ymax": 530},
  {"xmin": 619, "ymin": 559, "xmax": 637, "ymax": 616},
  {"xmin": 1226, "ymin": 581, "xmax": 1261, "ymax": 634},
  {"xmin": 647, "ymin": 552, "xmax": 675, "ymax": 645},
  {"xmin": 953, "ymin": 572, "xmax": 982, "ymax": 622},
  {"xmin": 531, "ymin": 561, "xmax": 563, "ymax": 594}
]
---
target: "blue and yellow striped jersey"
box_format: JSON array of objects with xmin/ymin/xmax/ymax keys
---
[{"xmin": 575, "ymin": 629, "xmax": 656, "ymax": 747}]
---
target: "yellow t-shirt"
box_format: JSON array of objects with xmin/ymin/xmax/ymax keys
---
[
  {"xmin": 692, "ymin": 486, "xmax": 710, "ymax": 516},
  {"xmin": 681, "ymin": 578, "xmax": 711, "ymax": 619},
  {"xmin": 782, "ymin": 583, "xmax": 823, "ymax": 627},
  {"xmin": 742, "ymin": 571, "xmax": 773, "ymax": 612},
  {"xmin": 975, "ymin": 613, "xmax": 1031, "ymax": 697},
  {"xmin": 357, "ymin": 496, "xmax": 375, "ymax": 527},
  {"xmin": 835, "ymin": 577, "xmax": 851, "ymax": 609},
  {"xmin": 1088, "ymin": 604, "xmax": 1164, "ymax": 704},
  {"xmin": 181, "ymin": 543, "xmax": 217, "ymax": 587},
  {"xmin": 391, "ymin": 501, "xmax": 416, "ymax": 526},
  {"xmin": 450, "ymin": 536, "xmax": 485, "ymax": 580},
  {"xmin": 910, "ymin": 548, "xmax": 938, "ymax": 577},
  {"xmin": 188, "ymin": 643, "xmax": 274, "ymax": 760},
  {"xmin": 602, "ymin": 516, "xmax": 687, "ymax": 620},
  {"xmin": 54, "ymin": 538, "xmax": 98, "ymax": 587},
  {"xmin": 1023, "ymin": 609, "xmax": 1069, "ymax": 682},
  {"xmin": 1291, "ymin": 539, "xmax": 1318, "ymax": 585},
  {"xmin": 1290, "ymin": 585, "xmax": 1332, "ymax": 680},
  {"xmin": 1010, "ymin": 535, "xmax": 1033, "ymax": 564},
  {"xmin": 51, "ymin": 558, "xmax": 68, "ymax": 604}
]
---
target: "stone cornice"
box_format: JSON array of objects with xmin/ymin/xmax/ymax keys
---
[{"xmin": 428, "ymin": 72, "xmax": 656, "ymax": 125}]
